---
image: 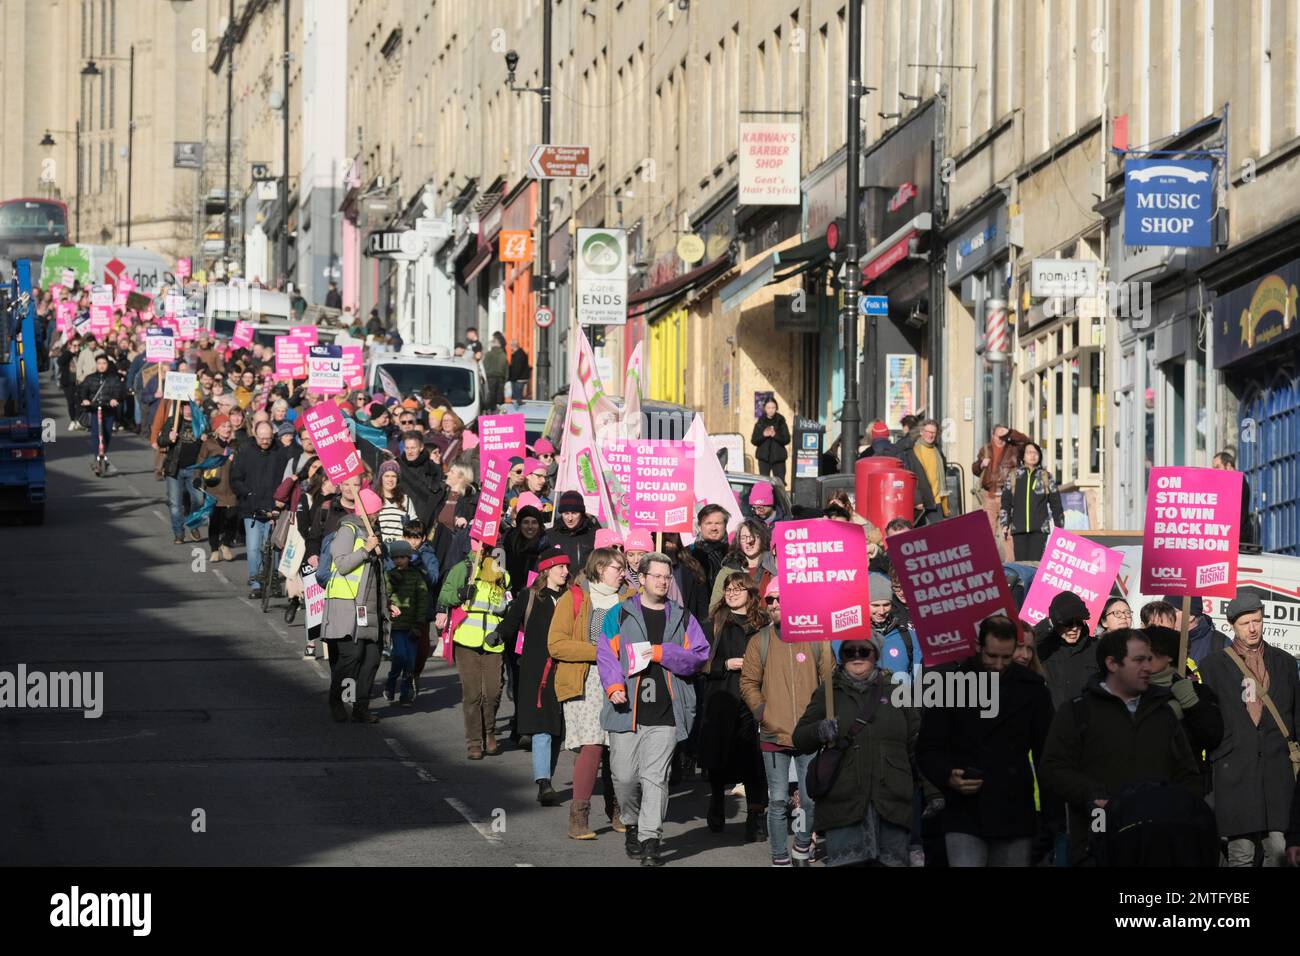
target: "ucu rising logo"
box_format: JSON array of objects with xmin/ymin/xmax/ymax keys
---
[
  {"xmin": 1151, "ymin": 566, "xmax": 1185, "ymax": 580},
  {"xmin": 832, "ymin": 606, "xmax": 862, "ymax": 633},
  {"xmin": 789, "ymin": 614, "xmax": 820, "ymax": 627}
]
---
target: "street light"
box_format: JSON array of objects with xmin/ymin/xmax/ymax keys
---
[
  {"xmin": 83, "ymin": 45, "xmax": 135, "ymax": 246},
  {"xmin": 38, "ymin": 126, "xmax": 83, "ymax": 242}
]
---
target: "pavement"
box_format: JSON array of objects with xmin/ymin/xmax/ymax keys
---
[{"xmin": 0, "ymin": 378, "xmax": 776, "ymax": 867}]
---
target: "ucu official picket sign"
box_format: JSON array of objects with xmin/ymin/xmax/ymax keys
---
[
  {"xmin": 1123, "ymin": 158, "xmax": 1215, "ymax": 248},
  {"xmin": 776, "ymin": 519, "xmax": 869, "ymax": 643}
]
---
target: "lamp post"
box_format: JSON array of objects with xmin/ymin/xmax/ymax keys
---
[
  {"xmin": 504, "ymin": 0, "xmax": 553, "ymax": 397},
  {"xmin": 82, "ymin": 45, "xmax": 134, "ymax": 246},
  {"xmin": 39, "ymin": 124, "xmax": 81, "ymax": 241},
  {"xmin": 840, "ymin": 1, "xmax": 863, "ymax": 471}
]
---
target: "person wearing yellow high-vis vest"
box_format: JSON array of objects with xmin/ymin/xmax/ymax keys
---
[
  {"xmin": 438, "ymin": 546, "xmax": 513, "ymax": 759},
  {"xmin": 323, "ymin": 483, "xmax": 388, "ymax": 724}
]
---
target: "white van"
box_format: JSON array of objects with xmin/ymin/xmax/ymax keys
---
[
  {"xmin": 366, "ymin": 346, "xmax": 481, "ymax": 427},
  {"xmin": 40, "ymin": 242, "xmax": 171, "ymax": 291},
  {"xmin": 1111, "ymin": 545, "xmax": 1300, "ymax": 659}
]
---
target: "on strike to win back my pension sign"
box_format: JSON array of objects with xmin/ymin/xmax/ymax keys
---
[{"xmin": 1140, "ymin": 465, "xmax": 1242, "ymax": 598}]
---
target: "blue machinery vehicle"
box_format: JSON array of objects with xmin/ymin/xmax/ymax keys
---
[{"xmin": 0, "ymin": 258, "xmax": 46, "ymax": 523}]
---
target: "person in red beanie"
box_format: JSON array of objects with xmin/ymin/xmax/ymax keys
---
[{"xmin": 857, "ymin": 420, "xmax": 898, "ymax": 460}]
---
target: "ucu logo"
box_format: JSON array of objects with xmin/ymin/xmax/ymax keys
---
[
  {"xmin": 1151, "ymin": 567, "xmax": 1184, "ymax": 579},
  {"xmin": 928, "ymin": 633, "xmax": 965, "ymax": 646},
  {"xmin": 789, "ymin": 614, "xmax": 820, "ymax": 626}
]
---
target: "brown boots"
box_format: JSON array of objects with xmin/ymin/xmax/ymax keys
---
[
  {"xmin": 606, "ymin": 794, "xmax": 626, "ymax": 833},
  {"xmin": 568, "ymin": 800, "xmax": 596, "ymax": 840}
]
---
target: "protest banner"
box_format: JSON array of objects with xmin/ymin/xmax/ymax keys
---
[
  {"xmin": 55, "ymin": 301, "xmax": 76, "ymax": 332},
  {"xmin": 165, "ymin": 292, "xmax": 185, "ymax": 317},
  {"xmin": 145, "ymin": 327, "xmax": 176, "ymax": 364},
  {"xmin": 176, "ymin": 312, "xmax": 201, "ymax": 341},
  {"xmin": 470, "ymin": 454, "xmax": 510, "ymax": 546},
  {"xmin": 176, "ymin": 258, "xmax": 192, "ymax": 281},
  {"xmin": 775, "ymin": 519, "xmax": 871, "ymax": 643},
  {"xmin": 117, "ymin": 275, "xmax": 137, "ymax": 295},
  {"xmin": 629, "ymin": 440, "xmax": 694, "ymax": 532},
  {"xmin": 307, "ymin": 344, "xmax": 345, "ymax": 393},
  {"xmin": 162, "ymin": 370, "xmax": 198, "ymax": 402},
  {"xmin": 231, "ymin": 320, "xmax": 255, "ymax": 349},
  {"xmin": 1020, "ymin": 529, "xmax": 1123, "ymax": 630},
  {"xmin": 301, "ymin": 400, "xmax": 364, "ymax": 485},
  {"xmin": 50, "ymin": 283, "xmax": 65, "ymax": 300},
  {"xmin": 477, "ymin": 413, "xmax": 526, "ymax": 460},
  {"xmin": 342, "ymin": 346, "xmax": 365, "ymax": 389},
  {"xmin": 289, "ymin": 325, "xmax": 318, "ymax": 345},
  {"xmin": 60, "ymin": 267, "xmax": 76, "ymax": 287},
  {"xmin": 275, "ymin": 336, "xmax": 307, "ymax": 379},
  {"xmin": 890, "ymin": 511, "xmax": 1019, "ymax": 666},
  {"xmin": 1140, "ymin": 466, "xmax": 1241, "ymax": 599},
  {"xmin": 303, "ymin": 570, "xmax": 326, "ymax": 631}
]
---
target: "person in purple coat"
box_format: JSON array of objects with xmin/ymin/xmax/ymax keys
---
[{"xmin": 597, "ymin": 552, "xmax": 710, "ymax": 867}]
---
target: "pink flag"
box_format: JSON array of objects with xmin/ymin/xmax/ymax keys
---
[
  {"xmin": 680, "ymin": 414, "xmax": 743, "ymax": 544},
  {"xmin": 622, "ymin": 341, "xmax": 645, "ymax": 440},
  {"xmin": 553, "ymin": 325, "xmax": 624, "ymax": 533},
  {"xmin": 776, "ymin": 520, "xmax": 871, "ymax": 643}
]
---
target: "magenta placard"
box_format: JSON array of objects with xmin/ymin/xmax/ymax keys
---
[
  {"xmin": 342, "ymin": 346, "xmax": 365, "ymax": 388},
  {"xmin": 275, "ymin": 336, "xmax": 307, "ymax": 379},
  {"xmin": 629, "ymin": 440, "xmax": 694, "ymax": 532},
  {"xmin": 289, "ymin": 325, "xmax": 319, "ymax": 345},
  {"xmin": 301, "ymin": 400, "xmax": 364, "ymax": 485},
  {"xmin": 470, "ymin": 455, "xmax": 510, "ymax": 546},
  {"xmin": 890, "ymin": 511, "xmax": 1018, "ymax": 666},
  {"xmin": 1140, "ymin": 466, "xmax": 1241, "ymax": 598},
  {"xmin": 1020, "ymin": 529, "xmax": 1123, "ymax": 630},
  {"xmin": 232, "ymin": 321, "xmax": 255, "ymax": 349},
  {"xmin": 775, "ymin": 519, "xmax": 871, "ymax": 643},
  {"xmin": 477, "ymin": 414, "xmax": 526, "ymax": 460}
]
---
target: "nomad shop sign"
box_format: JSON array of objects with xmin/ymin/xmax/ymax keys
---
[
  {"xmin": 1123, "ymin": 158, "xmax": 1215, "ymax": 247},
  {"xmin": 1212, "ymin": 255, "xmax": 1300, "ymax": 368}
]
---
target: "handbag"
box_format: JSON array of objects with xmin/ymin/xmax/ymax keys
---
[
  {"xmin": 271, "ymin": 507, "xmax": 295, "ymax": 552},
  {"xmin": 804, "ymin": 682, "xmax": 889, "ymax": 801},
  {"xmin": 1224, "ymin": 648, "xmax": 1300, "ymax": 779}
]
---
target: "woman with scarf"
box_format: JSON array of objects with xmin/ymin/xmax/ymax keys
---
[
  {"xmin": 699, "ymin": 571, "xmax": 769, "ymax": 841},
  {"xmin": 707, "ymin": 518, "xmax": 778, "ymax": 614},
  {"xmin": 429, "ymin": 410, "xmax": 466, "ymax": 467},
  {"xmin": 431, "ymin": 463, "xmax": 477, "ymax": 577},
  {"xmin": 494, "ymin": 545, "xmax": 571, "ymax": 805},
  {"xmin": 197, "ymin": 414, "xmax": 240, "ymax": 563},
  {"xmin": 998, "ymin": 441, "xmax": 1064, "ymax": 561},
  {"xmin": 374, "ymin": 459, "xmax": 418, "ymax": 542},
  {"xmin": 548, "ymin": 547, "xmax": 636, "ymax": 840},
  {"xmin": 793, "ymin": 635, "xmax": 926, "ymax": 867}
]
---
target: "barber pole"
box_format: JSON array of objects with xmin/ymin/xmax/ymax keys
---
[{"xmin": 984, "ymin": 298, "xmax": 1008, "ymax": 363}]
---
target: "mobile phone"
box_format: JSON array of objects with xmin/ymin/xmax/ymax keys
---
[{"xmin": 962, "ymin": 767, "xmax": 985, "ymax": 780}]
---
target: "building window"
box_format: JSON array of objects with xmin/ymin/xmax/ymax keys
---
[
  {"xmin": 110, "ymin": 0, "xmax": 116, "ymax": 54},
  {"xmin": 110, "ymin": 67, "xmax": 115, "ymax": 128},
  {"xmin": 100, "ymin": 0, "xmax": 107, "ymax": 56},
  {"xmin": 1017, "ymin": 312, "xmax": 1102, "ymax": 487}
]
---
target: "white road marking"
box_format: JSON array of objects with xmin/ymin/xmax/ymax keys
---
[
  {"xmin": 46, "ymin": 730, "xmax": 158, "ymax": 745},
  {"xmin": 212, "ymin": 569, "xmax": 230, "ymax": 586},
  {"xmin": 150, "ymin": 509, "xmax": 167, "ymax": 524},
  {"xmin": 444, "ymin": 797, "xmax": 501, "ymax": 844},
  {"xmin": 384, "ymin": 737, "xmax": 438, "ymax": 784}
]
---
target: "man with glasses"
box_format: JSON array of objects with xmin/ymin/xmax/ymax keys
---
[
  {"xmin": 900, "ymin": 418, "xmax": 951, "ymax": 527},
  {"xmin": 598, "ymin": 552, "xmax": 710, "ymax": 866},
  {"xmin": 740, "ymin": 577, "xmax": 834, "ymax": 866},
  {"xmin": 533, "ymin": 437, "xmax": 558, "ymax": 482},
  {"xmin": 972, "ymin": 423, "xmax": 1030, "ymax": 554}
]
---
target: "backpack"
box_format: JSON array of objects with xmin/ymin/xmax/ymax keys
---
[{"xmin": 315, "ymin": 529, "xmax": 339, "ymax": 588}]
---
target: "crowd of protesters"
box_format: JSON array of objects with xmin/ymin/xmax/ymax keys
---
[{"xmin": 40, "ymin": 283, "xmax": 1300, "ymax": 869}]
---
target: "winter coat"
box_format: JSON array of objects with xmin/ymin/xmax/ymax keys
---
[
  {"xmin": 482, "ymin": 344, "xmax": 509, "ymax": 381},
  {"xmin": 157, "ymin": 417, "xmax": 203, "ymax": 477},
  {"xmin": 916, "ymin": 658, "xmax": 1054, "ymax": 839},
  {"xmin": 1039, "ymin": 675, "xmax": 1203, "ymax": 863},
  {"xmin": 792, "ymin": 667, "xmax": 920, "ymax": 831},
  {"xmin": 698, "ymin": 615, "xmax": 762, "ymax": 778},
  {"xmin": 1037, "ymin": 628, "xmax": 1099, "ymax": 710},
  {"xmin": 386, "ymin": 565, "xmax": 429, "ymax": 626},
  {"xmin": 688, "ymin": 537, "xmax": 730, "ymax": 595},
  {"xmin": 229, "ymin": 441, "xmax": 284, "ymax": 519},
  {"xmin": 508, "ymin": 347, "xmax": 530, "ymax": 382},
  {"xmin": 707, "ymin": 552, "xmax": 779, "ymax": 617},
  {"xmin": 999, "ymin": 465, "xmax": 1064, "ymax": 535},
  {"xmin": 541, "ymin": 514, "xmax": 599, "ymax": 571},
  {"xmin": 971, "ymin": 429, "xmax": 1030, "ymax": 494},
  {"xmin": 900, "ymin": 441, "xmax": 950, "ymax": 511},
  {"xmin": 547, "ymin": 581, "xmax": 638, "ymax": 703},
  {"xmin": 1199, "ymin": 643, "xmax": 1300, "ymax": 836},
  {"xmin": 596, "ymin": 596, "xmax": 710, "ymax": 742},
  {"xmin": 196, "ymin": 436, "xmax": 238, "ymax": 507},
  {"xmin": 322, "ymin": 515, "xmax": 387, "ymax": 644},
  {"xmin": 497, "ymin": 586, "xmax": 565, "ymax": 736},
  {"xmin": 77, "ymin": 370, "xmax": 125, "ymax": 407},
  {"xmin": 739, "ymin": 624, "xmax": 835, "ymax": 749},
  {"xmin": 751, "ymin": 413, "xmax": 790, "ymax": 466},
  {"xmin": 673, "ymin": 560, "xmax": 711, "ymax": 626},
  {"xmin": 502, "ymin": 527, "xmax": 544, "ymax": 597}
]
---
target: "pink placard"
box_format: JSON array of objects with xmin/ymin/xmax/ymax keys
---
[
  {"xmin": 145, "ymin": 326, "xmax": 176, "ymax": 363},
  {"xmin": 275, "ymin": 336, "xmax": 307, "ymax": 379},
  {"xmin": 1140, "ymin": 466, "xmax": 1242, "ymax": 598},
  {"xmin": 890, "ymin": 511, "xmax": 1019, "ymax": 666},
  {"xmin": 477, "ymin": 414, "xmax": 526, "ymax": 460},
  {"xmin": 55, "ymin": 301, "xmax": 76, "ymax": 332},
  {"xmin": 301, "ymin": 400, "xmax": 364, "ymax": 485},
  {"xmin": 775, "ymin": 519, "xmax": 871, "ymax": 643},
  {"xmin": 342, "ymin": 346, "xmax": 365, "ymax": 388},
  {"xmin": 289, "ymin": 325, "xmax": 319, "ymax": 345},
  {"xmin": 232, "ymin": 321, "xmax": 255, "ymax": 349},
  {"xmin": 629, "ymin": 440, "xmax": 694, "ymax": 532},
  {"xmin": 176, "ymin": 258, "xmax": 192, "ymax": 280},
  {"xmin": 89, "ymin": 305, "xmax": 111, "ymax": 336},
  {"xmin": 470, "ymin": 455, "xmax": 510, "ymax": 546},
  {"xmin": 117, "ymin": 275, "xmax": 136, "ymax": 295},
  {"xmin": 1020, "ymin": 529, "xmax": 1123, "ymax": 630}
]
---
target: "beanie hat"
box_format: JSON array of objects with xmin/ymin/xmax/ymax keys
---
[
  {"xmin": 534, "ymin": 437, "xmax": 556, "ymax": 455},
  {"xmin": 515, "ymin": 491, "xmax": 543, "ymax": 512},
  {"xmin": 516, "ymin": 505, "xmax": 545, "ymax": 527},
  {"xmin": 594, "ymin": 528, "xmax": 623, "ymax": 550},
  {"xmin": 870, "ymin": 420, "xmax": 891, "ymax": 440},
  {"xmin": 749, "ymin": 482, "xmax": 774, "ymax": 507},
  {"xmin": 558, "ymin": 490, "xmax": 585, "ymax": 515},
  {"xmin": 868, "ymin": 572, "xmax": 893, "ymax": 602},
  {"xmin": 624, "ymin": 528, "xmax": 654, "ymax": 553},
  {"xmin": 368, "ymin": 402, "xmax": 389, "ymax": 420},
  {"xmin": 524, "ymin": 457, "xmax": 546, "ymax": 475},
  {"xmin": 377, "ymin": 460, "xmax": 401, "ymax": 480},
  {"xmin": 210, "ymin": 414, "xmax": 230, "ymax": 430},
  {"xmin": 387, "ymin": 540, "xmax": 414, "ymax": 559},
  {"xmin": 536, "ymin": 545, "xmax": 570, "ymax": 573},
  {"xmin": 275, "ymin": 422, "xmax": 295, "ymax": 437},
  {"xmin": 1049, "ymin": 591, "xmax": 1089, "ymax": 627}
]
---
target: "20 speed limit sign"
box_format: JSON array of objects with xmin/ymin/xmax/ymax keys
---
[{"xmin": 534, "ymin": 306, "xmax": 554, "ymax": 328}]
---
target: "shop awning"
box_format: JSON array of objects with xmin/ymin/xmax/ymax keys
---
[
  {"xmin": 719, "ymin": 257, "xmax": 775, "ymax": 313},
  {"xmin": 859, "ymin": 212, "xmax": 931, "ymax": 283},
  {"xmin": 459, "ymin": 244, "xmax": 493, "ymax": 285},
  {"xmin": 720, "ymin": 237, "xmax": 832, "ymax": 312},
  {"xmin": 628, "ymin": 254, "xmax": 732, "ymax": 318}
]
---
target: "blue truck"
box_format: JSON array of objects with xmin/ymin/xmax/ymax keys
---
[{"xmin": 0, "ymin": 258, "xmax": 46, "ymax": 523}]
